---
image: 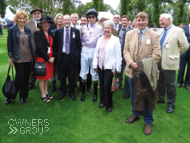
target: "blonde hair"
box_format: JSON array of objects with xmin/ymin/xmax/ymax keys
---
[
  {"xmin": 13, "ymin": 10, "xmax": 29, "ymax": 24},
  {"xmin": 54, "ymin": 13, "xmax": 64, "ymax": 25},
  {"xmin": 136, "ymin": 12, "xmax": 149, "ymax": 20}
]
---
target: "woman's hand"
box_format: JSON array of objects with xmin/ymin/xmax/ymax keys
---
[
  {"xmin": 49, "ymin": 57, "xmax": 55, "ymax": 63},
  {"xmin": 113, "ymin": 70, "xmax": 118, "ymax": 75},
  {"xmin": 94, "ymin": 68, "xmax": 98, "ymax": 73},
  {"xmin": 9, "ymin": 58, "xmax": 13, "ymax": 67}
]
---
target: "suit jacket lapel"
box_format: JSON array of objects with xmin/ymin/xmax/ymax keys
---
[
  {"xmin": 61, "ymin": 27, "xmax": 64, "ymax": 47},
  {"xmin": 31, "ymin": 19, "xmax": 37, "ymax": 30},
  {"xmin": 70, "ymin": 27, "xmax": 73, "ymax": 46},
  {"xmin": 41, "ymin": 30, "xmax": 48, "ymax": 45},
  {"xmin": 165, "ymin": 25, "xmax": 175, "ymax": 42}
]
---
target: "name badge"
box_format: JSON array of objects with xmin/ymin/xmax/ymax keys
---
[
  {"xmin": 165, "ymin": 43, "xmax": 169, "ymax": 48},
  {"xmin": 146, "ymin": 36, "xmax": 150, "ymax": 44},
  {"xmin": 47, "ymin": 46, "xmax": 50, "ymax": 53},
  {"xmin": 73, "ymin": 32, "xmax": 75, "ymax": 38}
]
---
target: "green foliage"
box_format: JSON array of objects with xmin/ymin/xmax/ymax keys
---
[
  {"xmin": 120, "ymin": 0, "xmax": 128, "ymax": 16},
  {"xmin": 152, "ymin": 0, "xmax": 161, "ymax": 27},
  {"xmin": 0, "ymin": 0, "xmax": 6, "ymax": 18}
]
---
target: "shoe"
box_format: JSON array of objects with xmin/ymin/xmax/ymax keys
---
[
  {"xmin": 50, "ymin": 88, "xmax": 55, "ymax": 93},
  {"xmin": 70, "ymin": 94, "xmax": 77, "ymax": 101},
  {"xmin": 5, "ymin": 98, "xmax": 10, "ymax": 104},
  {"xmin": 123, "ymin": 94, "xmax": 130, "ymax": 99},
  {"xmin": 20, "ymin": 98, "xmax": 25, "ymax": 104},
  {"xmin": 99, "ymin": 104, "xmax": 105, "ymax": 108},
  {"xmin": 125, "ymin": 115, "xmax": 139, "ymax": 123},
  {"xmin": 106, "ymin": 108, "xmax": 112, "ymax": 113},
  {"xmin": 93, "ymin": 93, "xmax": 97, "ymax": 102},
  {"xmin": 157, "ymin": 100, "xmax": 165, "ymax": 104},
  {"xmin": 166, "ymin": 106, "xmax": 174, "ymax": 113},
  {"xmin": 87, "ymin": 88, "xmax": 92, "ymax": 92},
  {"xmin": 46, "ymin": 94, "xmax": 53, "ymax": 100},
  {"xmin": 57, "ymin": 94, "xmax": 66, "ymax": 100},
  {"xmin": 185, "ymin": 86, "xmax": 190, "ymax": 90},
  {"xmin": 176, "ymin": 84, "xmax": 181, "ymax": 88},
  {"xmin": 144, "ymin": 124, "xmax": 152, "ymax": 135},
  {"xmin": 81, "ymin": 93, "xmax": 86, "ymax": 102},
  {"xmin": 41, "ymin": 96, "xmax": 51, "ymax": 102}
]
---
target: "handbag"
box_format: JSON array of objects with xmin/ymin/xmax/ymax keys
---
[
  {"xmin": 34, "ymin": 57, "xmax": 46, "ymax": 76},
  {"xmin": 2, "ymin": 66, "xmax": 17, "ymax": 99},
  {"xmin": 111, "ymin": 75, "xmax": 119, "ymax": 92}
]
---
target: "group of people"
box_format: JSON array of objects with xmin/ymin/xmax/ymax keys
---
[{"xmin": 4, "ymin": 6, "xmax": 190, "ymax": 135}]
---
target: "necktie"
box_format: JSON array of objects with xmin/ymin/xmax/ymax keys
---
[
  {"xmin": 137, "ymin": 31, "xmax": 143, "ymax": 56},
  {"xmin": 160, "ymin": 29, "xmax": 167, "ymax": 51},
  {"xmin": 114, "ymin": 25, "xmax": 117, "ymax": 30},
  {"xmin": 65, "ymin": 29, "xmax": 70, "ymax": 54}
]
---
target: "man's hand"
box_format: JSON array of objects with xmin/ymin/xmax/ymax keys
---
[
  {"xmin": 94, "ymin": 68, "xmax": 98, "ymax": 73},
  {"xmin": 49, "ymin": 57, "xmax": 55, "ymax": 63},
  {"xmin": 130, "ymin": 62, "xmax": 138, "ymax": 69}
]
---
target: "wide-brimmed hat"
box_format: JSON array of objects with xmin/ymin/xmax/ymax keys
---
[
  {"xmin": 37, "ymin": 16, "xmax": 54, "ymax": 28},
  {"xmin": 30, "ymin": 6, "xmax": 42, "ymax": 14}
]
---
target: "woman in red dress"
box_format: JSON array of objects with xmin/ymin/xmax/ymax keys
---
[{"xmin": 34, "ymin": 16, "xmax": 55, "ymax": 102}]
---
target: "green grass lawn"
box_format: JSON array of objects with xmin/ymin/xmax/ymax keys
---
[{"xmin": 0, "ymin": 29, "xmax": 190, "ymax": 143}]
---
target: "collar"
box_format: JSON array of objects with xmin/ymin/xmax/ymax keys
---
[
  {"xmin": 137, "ymin": 27, "xmax": 147, "ymax": 35},
  {"xmin": 64, "ymin": 26, "xmax": 71, "ymax": 31},
  {"xmin": 165, "ymin": 24, "xmax": 172, "ymax": 30},
  {"xmin": 14, "ymin": 24, "xmax": 28, "ymax": 32}
]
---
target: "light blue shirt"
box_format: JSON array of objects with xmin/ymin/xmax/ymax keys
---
[
  {"xmin": 138, "ymin": 27, "xmax": 147, "ymax": 41},
  {"xmin": 160, "ymin": 24, "xmax": 173, "ymax": 48}
]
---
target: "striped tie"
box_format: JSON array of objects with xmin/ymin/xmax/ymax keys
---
[{"xmin": 137, "ymin": 31, "xmax": 143, "ymax": 56}]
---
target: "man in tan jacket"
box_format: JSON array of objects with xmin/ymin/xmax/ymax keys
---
[
  {"xmin": 25, "ymin": 7, "xmax": 42, "ymax": 90},
  {"xmin": 123, "ymin": 12, "xmax": 161, "ymax": 135},
  {"xmin": 157, "ymin": 13, "xmax": 188, "ymax": 113}
]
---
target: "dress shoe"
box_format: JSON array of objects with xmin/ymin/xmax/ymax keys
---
[
  {"xmin": 166, "ymin": 106, "xmax": 174, "ymax": 113},
  {"xmin": 70, "ymin": 94, "xmax": 77, "ymax": 101},
  {"xmin": 125, "ymin": 115, "xmax": 139, "ymax": 123},
  {"xmin": 87, "ymin": 88, "xmax": 92, "ymax": 92},
  {"xmin": 157, "ymin": 100, "xmax": 165, "ymax": 104},
  {"xmin": 176, "ymin": 84, "xmax": 181, "ymax": 88},
  {"xmin": 92, "ymin": 93, "xmax": 97, "ymax": 102},
  {"xmin": 5, "ymin": 98, "xmax": 10, "ymax": 104},
  {"xmin": 57, "ymin": 94, "xmax": 66, "ymax": 100},
  {"xmin": 81, "ymin": 93, "xmax": 86, "ymax": 102},
  {"xmin": 144, "ymin": 124, "xmax": 152, "ymax": 135},
  {"xmin": 50, "ymin": 88, "xmax": 55, "ymax": 93},
  {"xmin": 106, "ymin": 108, "xmax": 112, "ymax": 113},
  {"xmin": 20, "ymin": 98, "xmax": 25, "ymax": 104},
  {"xmin": 185, "ymin": 86, "xmax": 190, "ymax": 90},
  {"xmin": 99, "ymin": 104, "xmax": 105, "ymax": 108},
  {"xmin": 123, "ymin": 94, "xmax": 130, "ymax": 99}
]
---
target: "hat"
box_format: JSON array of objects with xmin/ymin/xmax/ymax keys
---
[
  {"xmin": 30, "ymin": 6, "xmax": 42, "ymax": 14},
  {"xmin": 37, "ymin": 16, "xmax": 54, "ymax": 29},
  {"xmin": 86, "ymin": 8, "xmax": 98, "ymax": 18}
]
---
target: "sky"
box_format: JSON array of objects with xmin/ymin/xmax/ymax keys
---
[{"xmin": 80, "ymin": 0, "xmax": 120, "ymax": 10}]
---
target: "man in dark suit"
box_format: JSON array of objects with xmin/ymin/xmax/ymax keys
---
[
  {"xmin": 118, "ymin": 15, "xmax": 133, "ymax": 99},
  {"xmin": 0, "ymin": 24, "xmax": 3, "ymax": 37},
  {"xmin": 113, "ymin": 14, "xmax": 122, "ymax": 32},
  {"xmin": 177, "ymin": 17, "xmax": 190, "ymax": 90},
  {"xmin": 55, "ymin": 14, "xmax": 81, "ymax": 101}
]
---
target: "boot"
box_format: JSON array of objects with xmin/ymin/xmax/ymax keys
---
[
  {"xmin": 50, "ymin": 80, "xmax": 56, "ymax": 93},
  {"xmin": 81, "ymin": 81, "xmax": 86, "ymax": 101},
  {"xmin": 93, "ymin": 81, "xmax": 98, "ymax": 102}
]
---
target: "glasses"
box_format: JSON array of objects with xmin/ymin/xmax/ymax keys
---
[
  {"xmin": 114, "ymin": 17, "xmax": 120, "ymax": 19},
  {"xmin": 34, "ymin": 13, "xmax": 41, "ymax": 15}
]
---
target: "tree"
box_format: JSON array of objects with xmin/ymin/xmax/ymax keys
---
[
  {"xmin": 120, "ymin": 0, "xmax": 129, "ymax": 16},
  {"xmin": 0, "ymin": 0, "xmax": 6, "ymax": 18},
  {"xmin": 92, "ymin": 0, "xmax": 103, "ymax": 12}
]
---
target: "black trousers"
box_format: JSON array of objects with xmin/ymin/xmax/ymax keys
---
[
  {"xmin": 98, "ymin": 67, "xmax": 113, "ymax": 109},
  {"xmin": 59, "ymin": 53, "xmax": 75, "ymax": 95},
  {"xmin": 14, "ymin": 62, "xmax": 31, "ymax": 98},
  {"xmin": 157, "ymin": 61, "xmax": 176, "ymax": 107},
  {"xmin": 28, "ymin": 57, "xmax": 36, "ymax": 88}
]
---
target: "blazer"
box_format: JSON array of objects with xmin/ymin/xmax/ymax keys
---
[
  {"xmin": 181, "ymin": 25, "xmax": 190, "ymax": 57},
  {"xmin": 25, "ymin": 19, "xmax": 38, "ymax": 53},
  {"xmin": 124, "ymin": 28, "xmax": 161, "ymax": 78},
  {"xmin": 93, "ymin": 34, "xmax": 122, "ymax": 72},
  {"xmin": 34, "ymin": 29, "xmax": 54, "ymax": 61},
  {"xmin": 157, "ymin": 25, "xmax": 189, "ymax": 70},
  {"xmin": 7, "ymin": 24, "xmax": 33, "ymax": 59},
  {"xmin": 54, "ymin": 26, "xmax": 81, "ymax": 66}
]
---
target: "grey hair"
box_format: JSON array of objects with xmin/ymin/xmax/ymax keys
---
[
  {"xmin": 160, "ymin": 13, "xmax": 173, "ymax": 22},
  {"xmin": 71, "ymin": 13, "xmax": 79, "ymax": 19},
  {"xmin": 63, "ymin": 14, "xmax": 71, "ymax": 20},
  {"xmin": 102, "ymin": 20, "xmax": 114, "ymax": 30},
  {"xmin": 54, "ymin": 13, "xmax": 64, "ymax": 25}
]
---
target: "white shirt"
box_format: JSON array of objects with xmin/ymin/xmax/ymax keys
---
[{"xmin": 71, "ymin": 24, "xmax": 81, "ymax": 30}]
